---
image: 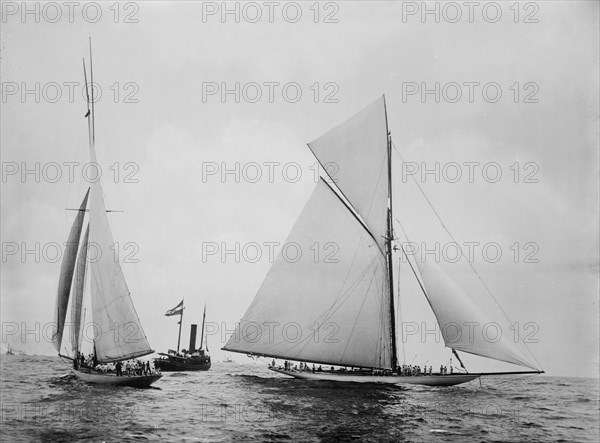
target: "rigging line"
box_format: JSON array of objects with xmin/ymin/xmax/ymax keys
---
[
  {"xmin": 314, "ymin": 234, "xmax": 365, "ymax": 323},
  {"xmin": 305, "ymin": 146, "xmax": 365, "ymax": 229},
  {"xmin": 391, "ymin": 143, "xmax": 543, "ymax": 369},
  {"xmin": 340, "ymin": 266, "xmax": 379, "ymax": 363},
  {"xmin": 397, "ymin": 256, "xmax": 406, "ymax": 365},
  {"xmin": 278, "ymin": 242, "xmax": 385, "ymax": 361},
  {"xmin": 393, "ymin": 221, "xmax": 440, "ymax": 332},
  {"xmin": 319, "ymin": 254, "xmax": 381, "ymax": 325},
  {"xmin": 394, "ymin": 218, "xmax": 428, "ymax": 294},
  {"xmin": 245, "ymin": 180, "xmax": 382, "ymax": 320},
  {"xmin": 363, "ymin": 153, "xmax": 387, "ymax": 229},
  {"xmin": 281, "ymin": 256, "xmax": 378, "ymax": 356},
  {"xmin": 322, "ymin": 178, "xmax": 385, "ymax": 257},
  {"xmin": 372, "ymin": 245, "xmax": 392, "ymax": 368},
  {"xmin": 248, "ymin": 240, "xmax": 375, "ymax": 357},
  {"xmin": 313, "ymin": 234, "xmax": 376, "ymax": 326},
  {"xmin": 279, "ymin": 252, "xmax": 383, "ymax": 359},
  {"xmin": 373, "ymin": 247, "xmax": 387, "ymax": 365}
]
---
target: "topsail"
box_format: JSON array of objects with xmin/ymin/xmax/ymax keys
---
[{"xmin": 308, "ymin": 95, "xmax": 389, "ymax": 248}]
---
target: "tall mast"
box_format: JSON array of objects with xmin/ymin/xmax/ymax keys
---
[
  {"xmin": 89, "ymin": 37, "xmax": 95, "ymax": 146},
  {"xmin": 82, "ymin": 59, "xmax": 92, "ymax": 149},
  {"xmin": 384, "ymin": 97, "xmax": 397, "ymax": 370},
  {"xmin": 177, "ymin": 300, "xmax": 184, "ymax": 353},
  {"xmin": 200, "ymin": 304, "xmax": 206, "ymax": 351}
]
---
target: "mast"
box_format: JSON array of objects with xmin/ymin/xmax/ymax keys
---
[
  {"xmin": 89, "ymin": 37, "xmax": 95, "ymax": 146},
  {"xmin": 200, "ymin": 304, "xmax": 206, "ymax": 351},
  {"xmin": 384, "ymin": 98, "xmax": 397, "ymax": 371},
  {"xmin": 177, "ymin": 302, "xmax": 183, "ymax": 353}
]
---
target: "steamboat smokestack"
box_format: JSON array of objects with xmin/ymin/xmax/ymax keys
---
[{"xmin": 189, "ymin": 324, "xmax": 198, "ymax": 351}]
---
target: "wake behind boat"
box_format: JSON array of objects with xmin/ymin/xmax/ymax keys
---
[
  {"xmin": 51, "ymin": 40, "xmax": 161, "ymax": 388},
  {"xmin": 223, "ymin": 96, "xmax": 544, "ymax": 387}
]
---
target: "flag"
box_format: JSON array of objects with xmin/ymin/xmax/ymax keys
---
[{"xmin": 165, "ymin": 300, "xmax": 184, "ymax": 316}]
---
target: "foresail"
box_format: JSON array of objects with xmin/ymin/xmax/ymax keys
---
[
  {"xmin": 88, "ymin": 144, "xmax": 153, "ymax": 363},
  {"xmin": 224, "ymin": 179, "xmax": 393, "ymax": 369},
  {"xmin": 52, "ymin": 189, "xmax": 89, "ymax": 352},
  {"xmin": 416, "ymin": 260, "xmax": 540, "ymax": 370},
  {"xmin": 70, "ymin": 223, "xmax": 89, "ymax": 354},
  {"xmin": 308, "ymin": 95, "xmax": 389, "ymax": 248}
]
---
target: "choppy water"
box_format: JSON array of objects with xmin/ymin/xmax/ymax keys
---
[{"xmin": 1, "ymin": 355, "xmax": 598, "ymax": 442}]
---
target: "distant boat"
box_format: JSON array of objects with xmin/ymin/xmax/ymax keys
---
[
  {"xmin": 155, "ymin": 302, "xmax": 211, "ymax": 371},
  {"xmin": 5, "ymin": 345, "xmax": 14, "ymax": 356},
  {"xmin": 223, "ymin": 357, "xmax": 233, "ymax": 363},
  {"xmin": 51, "ymin": 40, "xmax": 161, "ymax": 388},
  {"xmin": 223, "ymin": 96, "xmax": 544, "ymax": 386}
]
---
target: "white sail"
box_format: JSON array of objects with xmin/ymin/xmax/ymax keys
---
[
  {"xmin": 308, "ymin": 95, "xmax": 389, "ymax": 248},
  {"xmin": 70, "ymin": 223, "xmax": 89, "ymax": 354},
  {"xmin": 52, "ymin": 189, "xmax": 89, "ymax": 352},
  {"xmin": 416, "ymin": 260, "xmax": 540, "ymax": 370},
  {"xmin": 224, "ymin": 179, "xmax": 393, "ymax": 369},
  {"xmin": 88, "ymin": 144, "xmax": 153, "ymax": 363}
]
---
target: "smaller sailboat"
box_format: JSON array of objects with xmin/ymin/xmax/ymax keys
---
[
  {"xmin": 51, "ymin": 40, "xmax": 161, "ymax": 388},
  {"xmin": 155, "ymin": 301, "xmax": 211, "ymax": 371}
]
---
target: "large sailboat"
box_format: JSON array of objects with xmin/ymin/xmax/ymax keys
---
[
  {"xmin": 223, "ymin": 96, "xmax": 544, "ymax": 387},
  {"xmin": 51, "ymin": 41, "xmax": 161, "ymax": 388},
  {"xmin": 155, "ymin": 301, "xmax": 212, "ymax": 371}
]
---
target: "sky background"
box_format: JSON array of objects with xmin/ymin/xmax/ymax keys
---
[{"xmin": 1, "ymin": 1, "xmax": 598, "ymax": 377}]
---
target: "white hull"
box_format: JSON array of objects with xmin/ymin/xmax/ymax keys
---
[
  {"xmin": 269, "ymin": 367, "xmax": 479, "ymax": 387},
  {"xmin": 73, "ymin": 369, "xmax": 162, "ymax": 388}
]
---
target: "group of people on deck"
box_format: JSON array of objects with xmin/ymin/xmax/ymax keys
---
[
  {"xmin": 439, "ymin": 365, "xmax": 453, "ymax": 374},
  {"xmin": 73, "ymin": 352, "xmax": 156, "ymax": 376},
  {"xmin": 397, "ymin": 364, "xmax": 454, "ymax": 376},
  {"xmin": 280, "ymin": 361, "xmax": 324, "ymax": 373},
  {"xmin": 273, "ymin": 359, "xmax": 457, "ymax": 376},
  {"xmin": 74, "ymin": 351, "xmax": 96, "ymax": 369},
  {"xmin": 398, "ymin": 364, "xmax": 433, "ymax": 376},
  {"xmin": 115, "ymin": 359, "xmax": 155, "ymax": 376}
]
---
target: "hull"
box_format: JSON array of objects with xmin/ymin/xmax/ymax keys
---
[
  {"xmin": 73, "ymin": 369, "xmax": 162, "ymax": 388},
  {"xmin": 154, "ymin": 357, "xmax": 211, "ymax": 372},
  {"xmin": 269, "ymin": 368, "xmax": 479, "ymax": 387}
]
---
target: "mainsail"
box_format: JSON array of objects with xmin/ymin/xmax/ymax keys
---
[
  {"xmin": 87, "ymin": 142, "xmax": 153, "ymax": 363},
  {"xmin": 416, "ymin": 260, "xmax": 540, "ymax": 370},
  {"xmin": 52, "ymin": 189, "xmax": 89, "ymax": 352},
  {"xmin": 224, "ymin": 178, "xmax": 393, "ymax": 368},
  {"xmin": 308, "ymin": 95, "xmax": 389, "ymax": 249},
  {"xmin": 70, "ymin": 223, "xmax": 89, "ymax": 354}
]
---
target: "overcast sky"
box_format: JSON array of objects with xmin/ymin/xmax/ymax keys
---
[{"xmin": 1, "ymin": 1, "xmax": 598, "ymax": 377}]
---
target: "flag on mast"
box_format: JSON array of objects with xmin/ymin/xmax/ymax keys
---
[{"xmin": 165, "ymin": 300, "xmax": 184, "ymax": 316}]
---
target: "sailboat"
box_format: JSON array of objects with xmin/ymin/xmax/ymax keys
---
[
  {"xmin": 155, "ymin": 301, "xmax": 211, "ymax": 371},
  {"xmin": 51, "ymin": 41, "xmax": 161, "ymax": 388},
  {"xmin": 223, "ymin": 95, "xmax": 544, "ymax": 387}
]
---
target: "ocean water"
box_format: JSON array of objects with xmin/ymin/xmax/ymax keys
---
[{"xmin": 0, "ymin": 355, "xmax": 598, "ymax": 442}]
